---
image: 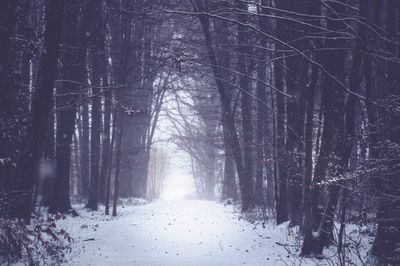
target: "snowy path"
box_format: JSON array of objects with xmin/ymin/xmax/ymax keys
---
[{"xmin": 59, "ymin": 200, "xmax": 314, "ymax": 266}]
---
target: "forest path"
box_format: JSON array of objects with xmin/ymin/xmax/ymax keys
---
[{"xmin": 61, "ymin": 200, "xmax": 305, "ymax": 266}]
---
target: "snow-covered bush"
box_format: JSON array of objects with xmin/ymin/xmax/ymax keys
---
[{"xmin": 0, "ymin": 216, "xmax": 72, "ymax": 265}]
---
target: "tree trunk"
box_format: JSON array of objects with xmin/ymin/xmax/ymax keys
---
[
  {"xmin": 41, "ymin": 114, "xmax": 55, "ymax": 207},
  {"xmin": 99, "ymin": 64, "xmax": 111, "ymax": 202},
  {"xmin": 302, "ymin": 63, "xmax": 317, "ymax": 231},
  {"xmin": 222, "ymin": 153, "xmax": 238, "ymax": 201},
  {"xmin": 255, "ymin": 0, "xmax": 273, "ymax": 208},
  {"xmin": 0, "ymin": 1, "xmax": 21, "ymax": 199},
  {"xmin": 236, "ymin": 0, "xmax": 255, "ymax": 209},
  {"xmin": 275, "ymin": 60, "xmax": 288, "ymax": 224},
  {"xmin": 315, "ymin": 0, "xmax": 367, "ymax": 250},
  {"xmin": 301, "ymin": 0, "xmax": 346, "ymax": 256},
  {"xmin": 49, "ymin": 0, "xmax": 85, "ymax": 214},
  {"xmin": 105, "ymin": 105, "xmax": 116, "ymax": 215},
  {"xmin": 370, "ymin": 1, "xmax": 400, "ymax": 264},
  {"xmin": 197, "ymin": 6, "xmax": 254, "ymax": 211},
  {"xmin": 10, "ymin": 0, "xmax": 65, "ymax": 221},
  {"xmin": 86, "ymin": 0, "xmax": 105, "ymax": 210},
  {"xmin": 274, "ymin": 0, "xmax": 290, "ymax": 225},
  {"xmin": 255, "ymin": 61, "xmax": 268, "ymax": 206},
  {"xmin": 113, "ymin": 110, "xmax": 124, "ymax": 217}
]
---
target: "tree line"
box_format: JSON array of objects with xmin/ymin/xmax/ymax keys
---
[
  {"xmin": 0, "ymin": 0, "xmax": 176, "ymax": 219},
  {"xmin": 0, "ymin": 0, "xmax": 399, "ymax": 264},
  {"xmin": 170, "ymin": 0, "xmax": 400, "ymax": 263}
]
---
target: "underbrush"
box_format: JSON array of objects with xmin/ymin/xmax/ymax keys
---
[
  {"xmin": 227, "ymin": 201, "xmax": 373, "ymax": 266},
  {"xmin": 0, "ymin": 215, "xmax": 72, "ymax": 265}
]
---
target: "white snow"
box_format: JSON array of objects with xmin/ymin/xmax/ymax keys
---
[{"xmin": 56, "ymin": 200, "xmax": 371, "ymax": 266}]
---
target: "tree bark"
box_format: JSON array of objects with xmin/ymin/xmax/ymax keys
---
[
  {"xmin": 236, "ymin": 0, "xmax": 255, "ymax": 208},
  {"xmin": 301, "ymin": 0, "xmax": 346, "ymax": 256},
  {"xmin": 10, "ymin": 0, "xmax": 65, "ymax": 221},
  {"xmin": 79, "ymin": 100, "xmax": 90, "ymax": 198},
  {"xmin": 86, "ymin": 0, "xmax": 105, "ymax": 210},
  {"xmin": 99, "ymin": 55, "xmax": 111, "ymax": 203},
  {"xmin": 112, "ymin": 110, "xmax": 124, "ymax": 217},
  {"xmin": 0, "ymin": 0, "xmax": 21, "ymax": 197},
  {"xmin": 197, "ymin": 5, "xmax": 254, "ymax": 211},
  {"xmin": 370, "ymin": 1, "xmax": 400, "ymax": 264},
  {"xmin": 49, "ymin": 0, "xmax": 85, "ymax": 214}
]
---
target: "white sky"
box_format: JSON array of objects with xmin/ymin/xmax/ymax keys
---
[{"xmin": 153, "ymin": 89, "xmax": 197, "ymax": 200}]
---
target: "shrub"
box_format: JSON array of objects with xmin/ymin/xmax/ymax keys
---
[{"xmin": 0, "ymin": 216, "xmax": 72, "ymax": 265}]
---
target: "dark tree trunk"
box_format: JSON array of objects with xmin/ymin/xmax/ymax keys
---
[
  {"xmin": 0, "ymin": 0, "xmax": 19, "ymax": 112},
  {"xmin": 302, "ymin": 63, "xmax": 317, "ymax": 230},
  {"xmin": 274, "ymin": 0, "xmax": 289, "ymax": 225},
  {"xmin": 370, "ymin": 1, "xmax": 400, "ymax": 264},
  {"xmin": 199, "ymin": 11, "xmax": 254, "ymax": 211},
  {"xmin": 112, "ymin": 110, "xmax": 124, "ymax": 217},
  {"xmin": 41, "ymin": 113, "xmax": 56, "ymax": 207},
  {"xmin": 301, "ymin": 2, "xmax": 322, "ymax": 229},
  {"xmin": 0, "ymin": 1, "xmax": 21, "ymax": 196},
  {"xmin": 285, "ymin": 0, "xmax": 307, "ymax": 225},
  {"xmin": 222, "ymin": 153, "xmax": 238, "ymax": 201},
  {"xmin": 275, "ymin": 60, "xmax": 288, "ymax": 225},
  {"xmin": 236, "ymin": 0, "xmax": 255, "ymax": 209},
  {"xmin": 255, "ymin": 0, "xmax": 272, "ymax": 208},
  {"xmin": 301, "ymin": 0, "xmax": 346, "ymax": 256},
  {"xmin": 315, "ymin": 0, "xmax": 368, "ymax": 250},
  {"xmin": 86, "ymin": 89, "xmax": 101, "ymax": 210},
  {"xmin": 99, "ymin": 91, "xmax": 111, "ymax": 203},
  {"xmin": 255, "ymin": 61, "xmax": 267, "ymax": 206},
  {"xmin": 204, "ymin": 124, "xmax": 216, "ymax": 200},
  {"xmin": 197, "ymin": 7, "xmax": 254, "ymax": 211},
  {"xmin": 99, "ymin": 52, "xmax": 111, "ymax": 203},
  {"xmin": 9, "ymin": 0, "xmax": 65, "ymax": 221},
  {"xmin": 86, "ymin": 0, "xmax": 105, "ymax": 210},
  {"xmin": 212, "ymin": 16, "xmax": 238, "ymax": 203},
  {"xmin": 79, "ymin": 101, "xmax": 90, "ymax": 198},
  {"xmin": 105, "ymin": 104, "xmax": 116, "ymax": 215},
  {"xmin": 49, "ymin": 0, "xmax": 85, "ymax": 214},
  {"xmin": 113, "ymin": 1, "xmax": 134, "ymax": 198},
  {"xmin": 0, "ymin": 1, "xmax": 19, "ymax": 67}
]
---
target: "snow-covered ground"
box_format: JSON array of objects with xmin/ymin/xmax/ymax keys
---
[{"xmin": 56, "ymin": 200, "xmax": 371, "ymax": 266}]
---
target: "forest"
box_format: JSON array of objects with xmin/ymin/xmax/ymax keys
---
[{"xmin": 0, "ymin": 0, "xmax": 400, "ymax": 265}]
